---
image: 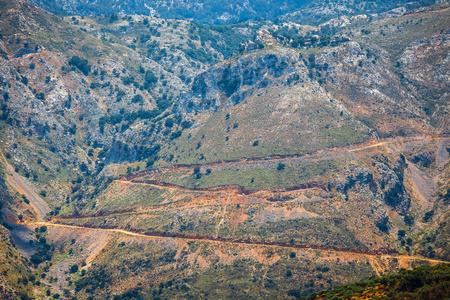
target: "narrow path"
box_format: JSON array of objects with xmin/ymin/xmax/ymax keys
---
[
  {"xmin": 215, "ymin": 200, "xmax": 228, "ymax": 237},
  {"xmin": 120, "ymin": 178, "xmax": 326, "ymax": 196},
  {"xmin": 348, "ymin": 142, "xmax": 388, "ymax": 152},
  {"xmin": 0, "ymin": 152, "xmax": 50, "ymax": 220},
  {"xmin": 32, "ymin": 221, "xmax": 448, "ymax": 265},
  {"xmin": 123, "ymin": 136, "xmax": 443, "ymax": 189}
]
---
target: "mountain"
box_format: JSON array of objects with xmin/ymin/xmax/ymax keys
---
[
  {"xmin": 28, "ymin": 0, "xmax": 440, "ymax": 24},
  {"xmin": 0, "ymin": 0, "xmax": 449, "ymax": 299}
]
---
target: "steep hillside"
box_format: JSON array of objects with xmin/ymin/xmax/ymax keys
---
[{"xmin": 0, "ymin": 0, "xmax": 449, "ymax": 299}]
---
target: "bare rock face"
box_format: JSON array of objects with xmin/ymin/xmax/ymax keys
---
[
  {"xmin": 182, "ymin": 48, "xmax": 306, "ymax": 112},
  {"xmin": 400, "ymin": 32, "xmax": 450, "ymax": 134},
  {"xmin": 315, "ymin": 41, "xmax": 429, "ymax": 138}
]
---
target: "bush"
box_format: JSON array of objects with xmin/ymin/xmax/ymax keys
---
[
  {"xmin": 277, "ymin": 163, "xmax": 285, "ymax": 171},
  {"xmin": 21, "ymin": 76, "xmax": 28, "ymax": 85},
  {"xmin": 376, "ymin": 217, "xmax": 390, "ymax": 233},
  {"xmin": 145, "ymin": 70, "xmax": 158, "ymax": 84},
  {"xmin": 70, "ymin": 265, "xmax": 79, "ymax": 274},
  {"xmin": 164, "ymin": 118, "xmax": 174, "ymax": 128},
  {"xmin": 121, "ymin": 76, "xmax": 134, "ymax": 85},
  {"xmin": 170, "ymin": 131, "xmax": 182, "ymax": 140},
  {"xmin": 404, "ymin": 215, "xmax": 414, "ymax": 226},
  {"xmin": 131, "ymin": 94, "xmax": 143, "ymax": 103},
  {"xmin": 181, "ymin": 121, "xmax": 192, "ymax": 129},
  {"xmin": 68, "ymin": 56, "xmax": 90, "ymax": 76},
  {"xmin": 422, "ymin": 211, "xmax": 434, "ymax": 222}
]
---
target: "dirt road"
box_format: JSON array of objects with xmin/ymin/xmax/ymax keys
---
[{"xmin": 33, "ymin": 221, "xmax": 448, "ymax": 265}]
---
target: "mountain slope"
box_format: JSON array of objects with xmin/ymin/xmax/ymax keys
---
[
  {"xmin": 28, "ymin": 0, "xmax": 440, "ymax": 24},
  {"xmin": 0, "ymin": 0, "xmax": 449, "ymax": 299}
]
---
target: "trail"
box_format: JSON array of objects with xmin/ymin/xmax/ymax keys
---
[
  {"xmin": 215, "ymin": 200, "xmax": 228, "ymax": 237},
  {"xmin": 123, "ymin": 136, "xmax": 443, "ymax": 185},
  {"xmin": 119, "ymin": 179, "xmax": 326, "ymax": 196},
  {"xmin": 348, "ymin": 142, "xmax": 388, "ymax": 152},
  {"xmin": 32, "ymin": 221, "xmax": 448, "ymax": 265},
  {"xmin": 0, "ymin": 152, "xmax": 50, "ymax": 220}
]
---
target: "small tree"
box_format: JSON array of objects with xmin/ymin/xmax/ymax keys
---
[
  {"xmin": 131, "ymin": 94, "xmax": 143, "ymax": 103},
  {"xmin": 164, "ymin": 118, "xmax": 174, "ymax": 128},
  {"xmin": 69, "ymin": 265, "xmax": 79, "ymax": 274}
]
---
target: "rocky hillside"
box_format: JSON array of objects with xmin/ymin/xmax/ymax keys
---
[
  {"xmin": 28, "ymin": 0, "xmax": 441, "ymax": 24},
  {"xmin": 0, "ymin": 0, "xmax": 449, "ymax": 299}
]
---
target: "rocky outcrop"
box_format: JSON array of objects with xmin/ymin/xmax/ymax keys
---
[
  {"xmin": 400, "ymin": 32, "xmax": 450, "ymax": 134},
  {"xmin": 316, "ymin": 41, "xmax": 429, "ymax": 137},
  {"xmin": 333, "ymin": 154, "xmax": 409, "ymax": 214},
  {"xmin": 181, "ymin": 48, "xmax": 306, "ymax": 113}
]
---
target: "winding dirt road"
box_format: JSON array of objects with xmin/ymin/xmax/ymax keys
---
[{"xmin": 32, "ymin": 221, "xmax": 448, "ymax": 265}]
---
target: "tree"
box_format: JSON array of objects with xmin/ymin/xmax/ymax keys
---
[
  {"xmin": 131, "ymin": 94, "xmax": 143, "ymax": 103},
  {"xmin": 164, "ymin": 118, "xmax": 174, "ymax": 128},
  {"xmin": 68, "ymin": 56, "xmax": 91, "ymax": 76},
  {"xmin": 69, "ymin": 265, "xmax": 79, "ymax": 273},
  {"xmin": 277, "ymin": 163, "xmax": 285, "ymax": 171},
  {"xmin": 145, "ymin": 70, "xmax": 158, "ymax": 84}
]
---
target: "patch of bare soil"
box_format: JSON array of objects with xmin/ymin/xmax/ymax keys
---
[
  {"xmin": 0, "ymin": 152, "xmax": 50, "ymax": 220},
  {"xmin": 2, "ymin": 209, "xmax": 36, "ymax": 259},
  {"xmin": 41, "ymin": 225, "xmax": 114, "ymax": 296},
  {"xmin": 436, "ymin": 138, "xmax": 450, "ymax": 167}
]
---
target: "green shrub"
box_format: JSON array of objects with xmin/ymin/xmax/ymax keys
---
[
  {"xmin": 68, "ymin": 56, "xmax": 91, "ymax": 75},
  {"xmin": 70, "ymin": 265, "xmax": 79, "ymax": 273}
]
